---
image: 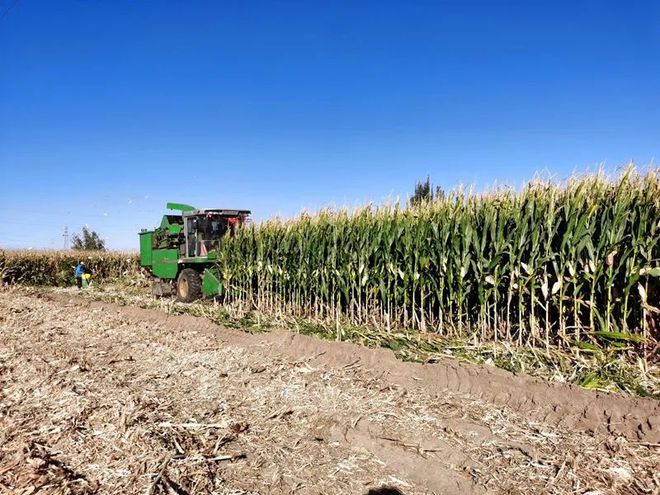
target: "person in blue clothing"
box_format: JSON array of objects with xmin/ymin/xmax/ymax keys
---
[{"xmin": 74, "ymin": 261, "xmax": 85, "ymax": 289}]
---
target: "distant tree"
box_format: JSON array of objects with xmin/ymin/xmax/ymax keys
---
[
  {"xmin": 71, "ymin": 227, "xmax": 106, "ymax": 251},
  {"xmin": 410, "ymin": 176, "xmax": 444, "ymax": 206},
  {"xmin": 411, "ymin": 176, "xmax": 432, "ymax": 206}
]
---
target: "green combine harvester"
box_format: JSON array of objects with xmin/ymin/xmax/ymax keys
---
[{"xmin": 139, "ymin": 202, "xmax": 251, "ymax": 302}]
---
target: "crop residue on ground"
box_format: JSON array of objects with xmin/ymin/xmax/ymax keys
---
[{"xmin": 1, "ymin": 287, "xmax": 658, "ymax": 494}]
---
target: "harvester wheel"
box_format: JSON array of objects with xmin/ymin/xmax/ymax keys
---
[{"xmin": 176, "ymin": 268, "xmax": 202, "ymax": 302}]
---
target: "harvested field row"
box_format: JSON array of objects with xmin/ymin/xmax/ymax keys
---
[
  {"xmin": 1, "ymin": 287, "xmax": 659, "ymax": 494},
  {"xmin": 45, "ymin": 287, "xmax": 660, "ymax": 443}
]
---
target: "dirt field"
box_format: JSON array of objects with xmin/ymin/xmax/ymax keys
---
[{"xmin": 1, "ymin": 288, "xmax": 659, "ymax": 494}]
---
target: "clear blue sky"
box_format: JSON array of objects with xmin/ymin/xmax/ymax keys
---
[{"xmin": 1, "ymin": 0, "xmax": 658, "ymax": 250}]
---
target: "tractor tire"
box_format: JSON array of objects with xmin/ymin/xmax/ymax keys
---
[{"xmin": 176, "ymin": 268, "xmax": 202, "ymax": 303}]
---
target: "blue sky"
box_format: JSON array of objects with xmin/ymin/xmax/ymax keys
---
[{"xmin": 1, "ymin": 0, "xmax": 658, "ymax": 250}]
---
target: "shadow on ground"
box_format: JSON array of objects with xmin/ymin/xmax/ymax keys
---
[{"xmin": 366, "ymin": 487, "xmax": 404, "ymax": 495}]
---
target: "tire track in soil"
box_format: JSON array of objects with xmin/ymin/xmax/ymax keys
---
[
  {"xmin": 44, "ymin": 289, "xmax": 659, "ymax": 443},
  {"xmin": 1, "ymin": 288, "xmax": 658, "ymax": 494}
]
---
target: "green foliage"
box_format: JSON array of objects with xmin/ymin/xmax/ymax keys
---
[
  {"xmin": 72, "ymin": 227, "xmax": 106, "ymax": 251},
  {"xmin": 409, "ymin": 176, "xmax": 445, "ymax": 206},
  {"xmin": 216, "ymin": 166, "xmax": 660, "ymax": 351}
]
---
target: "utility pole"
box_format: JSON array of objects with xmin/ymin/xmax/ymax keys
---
[{"xmin": 62, "ymin": 226, "xmax": 69, "ymax": 249}]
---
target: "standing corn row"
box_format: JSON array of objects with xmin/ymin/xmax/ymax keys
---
[
  {"xmin": 217, "ymin": 167, "xmax": 660, "ymax": 347},
  {"xmin": 0, "ymin": 250, "xmax": 139, "ymax": 286}
]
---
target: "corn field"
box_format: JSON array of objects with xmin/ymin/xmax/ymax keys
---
[
  {"xmin": 216, "ymin": 168, "xmax": 660, "ymax": 348},
  {"xmin": 0, "ymin": 250, "xmax": 139, "ymax": 286}
]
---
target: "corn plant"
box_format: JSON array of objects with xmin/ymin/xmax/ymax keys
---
[
  {"xmin": 216, "ymin": 166, "xmax": 660, "ymax": 351},
  {"xmin": 0, "ymin": 250, "xmax": 140, "ymax": 286}
]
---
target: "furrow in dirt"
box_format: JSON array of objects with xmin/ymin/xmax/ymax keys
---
[
  {"xmin": 0, "ymin": 288, "xmax": 658, "ymax": 495},
  {"xmin": 43, "ymin": 290, "xmax": 659, "ymax": 444}
]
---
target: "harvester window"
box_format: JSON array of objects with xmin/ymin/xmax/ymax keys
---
[
  {"xmin": 187, "ymin": 218, "xmax": 197, "ymax": 257},
  {"xmin": 184, "ymin": 214, "xmax": 245, "ymax": 257}
]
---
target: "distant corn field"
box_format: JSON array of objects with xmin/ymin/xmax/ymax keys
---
[
  {"xmin": 0, "ymin": 251, "xmax": 139, "ymax": 286},
  {"xmin": 216, "ymin": 167, "xmax": 660, "ymax": 348}
]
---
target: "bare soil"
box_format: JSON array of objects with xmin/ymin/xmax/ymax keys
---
[{"xmin": 1, "ymin": 288, "xmax": 659, "ymax": 494}]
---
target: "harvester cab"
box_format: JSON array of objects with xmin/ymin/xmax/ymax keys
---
[{"xmin": 139, "ymin": 202, "xmax": 250, "ymax": 302}]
